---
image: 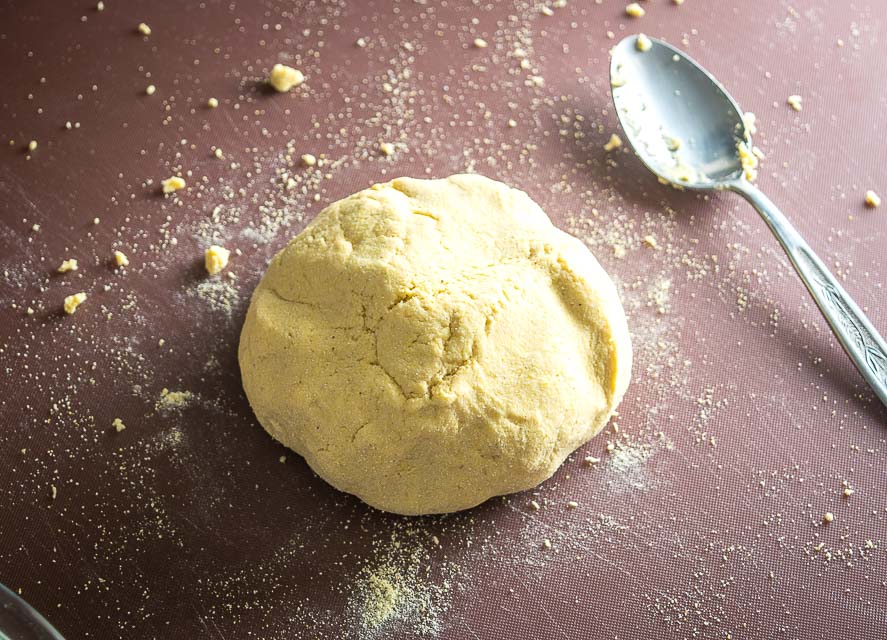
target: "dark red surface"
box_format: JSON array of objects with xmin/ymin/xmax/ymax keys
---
[{"xmin": 1, "ymin": 1, "xmax": 885, "ymax": 639}]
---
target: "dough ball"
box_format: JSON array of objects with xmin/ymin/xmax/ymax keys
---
[{"xmin": 239, "ymin": 175, "xmax": 631, "ymax": 515}]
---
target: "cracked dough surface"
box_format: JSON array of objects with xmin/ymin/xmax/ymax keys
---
[{"xmin": 239, "ymin": 174, "xmax": 631, "ymax": 515}]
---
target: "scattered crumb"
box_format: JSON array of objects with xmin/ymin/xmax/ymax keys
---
[
  {"xmin": 57, "ymin": 259, "xmax": 79, "ymax": 273},
  {"xmin": 28, "ymin": 140, "xmax": 38, "ymax": 152},
  {"xmin": 603, "ymin": 133, "xmax": 622, "ymax": 152},
  {"xmin": 63, "ymin": 292, "xmax": 87, "ymax": 314},
  {"xmin": 529, "ymin": 500, "xmax": 541, "ymax": 511},
  {"xmin": 213, "ymin": 147, "xmax": 224, "ymax": 159},
  {"xmin": 268, "ymin": 63, "xmax": 305, "ymax": 92},
  {"xmin": 823, "ymin": 512, "xmax": 835, "ymax": 523},
  {"xmin": 113, "ymin": 250, "xmax": 129, "ymax": 267},
  {"xmin": 145, "ymin": 84, "xmax": 156, "ymax": 96},
  {"xmin": 157, "ymin": 388, "xmax": 194, "ymax": 412},
  {"xmin": 379, "ymin": 142, "xmax": 396, "ymax": 156},
  {"xmin": 161, "ymin": 176, "xmax": 186, "ymax": 194},
  {"xmin": 864, "ymin": 189, "xmax": 881, "ymax": 208},
  {"xmin": 643, "ymin": 234, "xmax": 659, "ymax": 249},
  {"xmin": 279, "ymin": 455, "xmax": 286, "ymax": 463},
  {"xmin": 112, "ymin": 418, "xmax": 126, "ymax": 432},
  {"xmin": 542, "ymin": 538, "xmax": 552, "ymax": 549},
  {"xmin": 584, "ymin": 456, "xmax": 601, "ymax": 465},
  {"xmin": 204, "ymin": 245, "xmax": 231, "ymax": 275},
  {"xmin": 743, "ymin": 111, "xmax": 757, "ymax": 135},
  {"xmin": 300, "ymin": 153, "xmax": 317, "ymax": 167},
  {"xmin": 787, "ymin": 94, "xmax": 803, "ymax": 111},
  {"xmin": 207, "ymin": 97, "xmax": 219, "ymax": 109},
  {"xmin": 625, "ymin": 3, "xmax": 646, "ymax": 18},
  {"xmin": 96, "ymin": 1, "xmax": 104, "ymax": 11},
  {"xmin": 566, "ymin": 501, "xmax": 579, "ymax": 509},
  {"xmin": 137, "ymin": 22, "xmax": 151, "ymax": 36},
  {"xmin": 636, "ymin": 34, "xmax": 652, "ymax": 52},
  {"xmin": 473, "ymin": 38, "xmax": 488, "ymax": 49},
  {"xmin": 51, "ymin": 485, "xmax": 57, "ymax": 500}
]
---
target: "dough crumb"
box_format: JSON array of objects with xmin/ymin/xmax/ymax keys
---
[
  {"xmin": 204, "ymin": 245, "xmax": 231, "ymax": 275},
  {"xmin": 603, "ymin": 133, "xmax": 622, "ymax": 152},
  {"xmin": 157, "ymin": 388, "xmax": 193, "ymax": 411},
  {"xmin": 161, "ymin": 176, "xmax": 185, "ymax": 194},
  {"xmin": 379, "ymin": 141, "xmax": 396, "ymax": 156},
  {"xmin": 113, "ymin": 250, "xmax": 129, "ymax": 267},
  {"xmin": 529, "ymin": 500, "xmax": 541, "ymax": 511},
  {"xmin": 743, "ymin": 111, "xmax": 758, "ymax": 135},
  {"xmin": 279, "ymin": 455, "xmax": 287, "ymax": 463},
  {"xmin": 473, "ymin": 38, "xmax": 488, "ymax": 49},
  {"xmin": 63, "ymin": 292, "xmax": 87, "ymax": 314},
  {"xmin": 51, "ymin": 485, "xmax": 57, "ymax": 500},
  {"xmin": 625, "ymin": 2, "xmax": 645, "ymax": 17},
  {"xmin": 112, "ymin": 418, "xmax": 126, "ymax": 432},
  {"xmin": 213, "ymin": 147, "xmax": 224, "ymax": 159},
  {"xmin": 823, "ymin": 511, "xmax": 834, "ymax": 523},
  {"xmin": 636, "ymin": 33, "xmax": 652, "ymax": 52},
  {"xmin": 145, "ymin": 84, "xmax": 156, "ymax": 96},
  {"xmin": 643, "ymin": 234, "xmax": 659, "ymax": 249},
  {"xmin": 673, "ymin": 0, "xmax": 685, "ymax": 4},
  {"xmin": 566, "ymin": 501, "xmax": 579, "ymax": 509},
  {"xmin": 542, "ymin": 539, "xmax": 553, "ymax": 549},
  {"xmin": 584, "ymin": 455, "xmax": 601, "ymax": 465},
  {"xmin": 207, "ymin": 97, "xmax": 219, "ymax": 108},
  {"xmin": 301, "ymin": 153, "xmax": 317, "ymax": 167},
  {"xmin": 137, "ymin": 22, "xmax": 151, "ymax": 36},
  {"xmin": 787, "ymin": 94, "xmax": 803, "ymax": 111},
  {"xmin": 96, "ymin": 1, "xmax": 104, "ymax": 10},
  {"xmin": 864, "ymin": 189, "xmax": 881, "ymax": 208},
  {"xmin": 57, "ymin": 259, "xmax": 78, "ymax": 273},
  {"xmin": 268, "ymin": 63, "xmax": 305, "ymax": 92}
]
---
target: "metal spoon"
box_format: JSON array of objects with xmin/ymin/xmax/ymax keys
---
[{"xmin": 609, "ymin": 35, "xmax": 887, "ymax": 408}]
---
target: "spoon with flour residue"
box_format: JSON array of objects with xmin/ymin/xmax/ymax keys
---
[{"xmin": 610, "ymin": 35, "xmax": 887, "ymax": 408}]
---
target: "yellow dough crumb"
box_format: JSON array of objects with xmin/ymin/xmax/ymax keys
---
[
  {"xmin": 137, "ymin": 22, "xmax": 151, "ymax": 36},
  {"xmin": 57, "ymin": 259, "xmax": 78, "ymax": 273},
  {"xmin": 823, "ymin": 512, "xmax": 834, "ymax": 523},
  {"xmin": 145, "ymin": 84, "xmax": 156, "ymax": 96},
  {"xmin": 63, "ymin": 292, "xmax": 87, "ymax": 314},
  {"xmin": 742, "ymin": 111, "xmax": 757, "ymax": 135},
  {"xmin": 379, "ymin": 142, "xmax": 396, "ymax": 156},
  {"xmin": 28, "ymin": 140, "xmax": 38, "ymax": 152},
  {"xmin": 161, "ymin": 176, "xmax": 186, "ymax": 194},
  {"xmin": 625, "ymin": 3, "xmax": 645, "ymax": 18},
  {"xmin": 301, "ymin": 153, "xmax": 317, "ymax": 167},
  {"xmin": 635, "ymin": 34, "xmax": 652, "ymax": 52},
  {"xmin": 737, "ymin": 140, "xmax": 759, "ymax": 182},
  {"xmin": 112, "ymin": 418, "xmax": 126, "ymax": 432},
  {"xmin": 603, "ymin": 133, "xmax": 623, "ymax": 152},
  {"xmin": 473, "ymin": 38, "xmax": 488, "ymax": 49},
  {"xmin": 113, "ymin": 250, "xmax": 129, "ymax": 267},
  {"xmin": 787, "ymin": 94, "xmax": 803, "ymax": 111},
  {"xmin": 268, "ymin": 63, "xmax": 305, "ymax": 92},
  {"xmin": 204, "ymin": 245, "xmax": 231, "ymax": 275},
  {"xmin": 207, "ymin": 97, "xmax": 219, "ymax": 108},
  {"xmin": 673, "ymin": 0, "xmax": 685, "ymax": 4},
  {"xmin": 864, "ymin": 190, "xmax": 881, "ymax": 208}
]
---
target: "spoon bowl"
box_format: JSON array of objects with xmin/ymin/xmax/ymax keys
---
[{"xmin": 610, "ymin": 35, "xmax": 748, "ymax": 189}]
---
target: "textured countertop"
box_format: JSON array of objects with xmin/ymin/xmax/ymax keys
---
[{"xmin": 1, "ymin": 1, "xmax": 885, "ymax": 638}]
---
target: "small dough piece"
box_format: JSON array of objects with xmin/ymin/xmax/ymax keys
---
[
  {"xmin": 57, "ymin": 259, "xmax": 78, "ymax": 273},
  {"xmin": 268, "ymin": 64, "xmax": 305, "ymax": 92},
  {"xmin": 161, "ymin": 176, "xmax": 185, "ymax": 194},
  {"xmin": 864, "ymin": 190, "xmax": 881, "ymax": 208},
  {"xmin": 205, "ymin": 245, "xmax": 230, "ymax": 275},
  {"xmin": 112, "ymin": 418, "xmax": 126, "ymax": 432},
  {"xmin": 114, "ymin": 250, "xmax": 130, "ymax": 267},
  {"xmin": 137, "ymin": 22, "xmax": 151, "ymax": 36},
  {"xmin": 64, "ymin": 292, "xmax": 87, "ymax": 314},
  {"xmin": 635, "ymin": 34, "xmax": 652, "ymax": 52},
  {"xmin": 625, "ymin": 3, "xmax": 645, "ymax": 18},
  {"xmin": 603, "ymin": 133, "xmax": 622, "ymax": 152},
  {"xmin": 239, "ymin": 174, "xmax": 632, "ymax": 515}
]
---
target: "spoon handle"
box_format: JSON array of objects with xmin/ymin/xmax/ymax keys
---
[{"xmin": 730, "ymin": 180, "xmax": 887, "ymax": 409}]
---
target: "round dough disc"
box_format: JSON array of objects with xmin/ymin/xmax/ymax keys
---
[{"xmin": 239, "ymin": 174, "xmax": 631, "ymax": 515}]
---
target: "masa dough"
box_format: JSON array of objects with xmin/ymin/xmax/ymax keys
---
[{"xmin": 239, "ymin": 174, "xmax": 631, "ymax": 515}]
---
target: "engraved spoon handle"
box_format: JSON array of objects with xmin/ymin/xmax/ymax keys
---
[{"xmin": 731, "ymin": 180, "xmax": 887, "ymax": 409}]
